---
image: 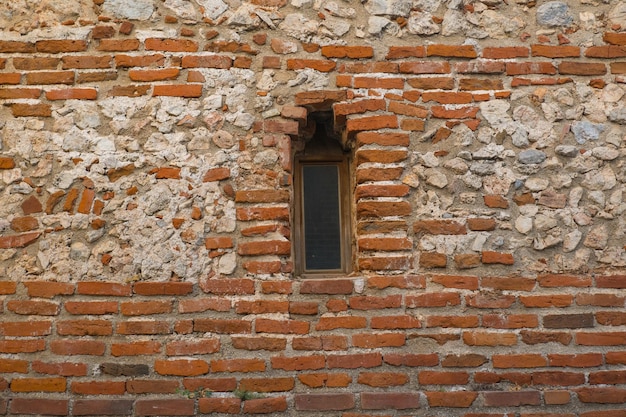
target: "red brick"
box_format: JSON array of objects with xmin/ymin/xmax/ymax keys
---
[
  {"xmin": 339, "ymin": 62, "xmax": 398, "ymax": 74},
  {"xmin": 115, "ymin": 54, "xmax": 165, "ymax": 67},
  {"xmin": 428, "ymin": 44, "xmax": 477, "ymax": 58},
  {"xmin": 463, "ymin": 331, "xmax": 517, "ymax": 346},
  {"xmin": 506, "ymin": 62, "xmax": 556, "ymax": 75},
  {"xmin": 0, "ymin": 358, "xmax": 28, "ymax": 373},
  {"xmin": 295, "ymin": 393, "xmax": 355, "ymax": 411},
  {"xmin": 232, "ymin": 336, "xmax": 286, "ymax": 351},
  {"xmin": 531, "ymin": 44, "xmax": 580, "ymax": 58},
  {"xmin": 360, "ymin": 392, "xmax": 420, "ymax": 410},
  {"xmin": 136, "ymin": 399, "xmax": 195, "ymax": 416},
  {"xmin": 198, "ymin": 398, "xmax": 241, "ymax": 414},
  {"xmin": 26, "ymin": 71, "xmax": 75, "ymax": 85},
  {"xmin": 73, "ymin": 400, "xmax": 134, "ymax": 416},
  {"xmin": 327, "ymin": 352, "xmax": 382, "ymax": 369},
  {"xmin": 50, "ymin": 340, "xmax": 105, "ymax": 355},
  {"xmin": 538, "ymin": 273, "xmax": 592, "ymax": 287},
  {"xmin": 145, "ymin": 38, "xmax": 198, "ymax": 52},
  {"xmin": 239, "ymin": 377, "xmax": 294, "ymax": 392},
  {"xmin": 11, "ymin": 377, "xmax": 66, "ymax": 392},
  {"xmin": 482, "ymin": 276, "xmax": 535, "ymax": 291},
  {"xmin": 7, "ymin": 300, "xmax": 59, "ymax": 315},
  {"xmin": 287, "ymin": 59, "xmax": 336, "ymax": 72},
  {"xmin": 0, "ymin": 339, "xmax": 45, "ymax": 353},
  {"xmin": 57, "ymin": 319, "xmax": 112, "ymax": 336},
  {"xmin": 559, "ymin": 62, "xmax": 606, "ymax": 75},
  {"xmin": 77, "ymin": 281, "xmax": 131, "ymax": 296},
  {"xmin": 200, "ymin": 278, "xmax": 254, "ymax": 295},
  {"xmin": 426, "ymin": 315, "xmax": 479, "ymax": 328},
  {"xmin": 9, "ymin": 398, "xmax": 68, "ymax": 415},
  {"xmin": 576, "ymin": 332, "xmax": 626, "ymax": 346},
  {"xmin": 441, "ymin": 354, "xmax": 487, "ymax": 367},
  {"xmin": 386, "ymin": 46, "xmax": 426, "ymax": 59},
  {"xmin": 193, "ymin": 318, "xmax": 251, "ymax": 334},
  {"xmin": 586, "ymin": 45, "xmax": 626, "ymax": 58},
  {"xmin": 0, "ymin": 281, "xmax": 16, "ymax": 294},
  {"xmin": 36, "ymin": 40, "xmax": 87, "ymax": 53},
  {"xmin": 521, "ymin": 330, "xmax": 572, "ymax": 345},
  {"xmin": 426, "ymin": 391, "xmax": 478, "ymax": 407},
  {"xmin": 62, "ymin": 55, "xmax": 112, "ymax": 69},
  {"xmin": 589, "ymin": 370, "xmax": 626, "ymax": 385},
  {"xmin": 13, "ymin": 57, "xmax": 59, "ymax": 70},
  {"xmin": 0, "ymin": 88, "xmax": 41, "ymax": 99},
  {"xmin": 544, "ymin": 390, "xmax": 572, "ymax": 405},
  {"xmin": 322, "ymin": 45, "xmax": 373, "ymax": 58},
  {"xmin": 155, "ymin": 359, "xmax": 209, "ymax": 376},
  {"xmin": 298, "ymin": 372, "xmax": 351, "ymax": 387},
  {"xmin": 431, "ymin": 274, "xmax": 479, "ymax": 290},
  {"xmin": 358, "ymin": 372, "xmax": 409, "ymax": 387},
  {"xmin": 292, "ymin": 335, "xmax": 348, "ymax": 351},
  {"xmin": 65, "ymin": 301, "xmax": 118, "ymax": 315},
  {"xmin": 111, "ymin": 341, "xmax": 161, "ymax": 356},
  {"xmin": 9, "ymin": 104, "xmax": 52, "ymax": 118},
  {"xmin": 257, "ymin": 318, "xmax": 309, "ymax": 334},
  {"xmin": 242, "ymin": 397, "xmax": 287, "ymax": 414},
  {"xmin": 422, "ymin": 91, "xmax": 472, "ymax": 104},
  {"xmin": 483, "ymin": 314, "xmax": 538, "ymax": 329},
  {"xmin": 71, "ymin": 380, "xmax": 125, "ymax": 395},
  {"xmin": 166, "ymin": 338, "xmax": 220, "ymax": 355},
  {"xmin": 576, "ymin": 387, "xmax": 626, "ymax": 404},
  {"xmin": 549, "ymin": 353, "xmax": 603, "ymax": 368},
  {"xmin": 419, "ymin": 370, "xmax": 469, "ymax": 385},
  {"xmin": 235, "ymin": 300, "xmax": 288, "ymax": 314},
  {"xmin": 32, "ymin": 361, "xmax": 87, "ymax": 376},
  {"xmin": 45, "ymin": 88, "xmax": 97, "ymax": 100},
  {"xmin": 388, "ymin": 101, "xmax": 429, "ymax": 117},
  {"xmin": 370, "ymin": 315, "xmax": 420, "ymax": 329},
  {"xmin": 211, "ymin": 358, "xmax": 265, "ymax": 373},
  {"xmin": 353, "ymin": 332, "xmax": 405, "ymax": 348},
  {"xmin": 484, "ymin": 194, "xmax": 509, "ymax": 208},
  {"xmin": 492, "ymin": 354, "xmax": 547, "ymax": 368},
  {"xmin": 0, "ymin": 321, "xmax": 51, "ymax": 337},
  {"xmin": 0, "ymin": 41, "xmax": 35, "ymax": 53},
  {"xmin": 316, "ymin": 316, "xmax": 366, "ymax": 331},
  {"xmin": 153, "ymin": 84, "xmax": 202, "ymax": 97},
  {"xmin": 520, "ymin": 295, "xmax": 573, "ymax": 308},
  {"xmin": 116, "ymin": 320, "xmax": 171, "ymax": 335},
  {"xmin": 481, "ymin": 251, "xmax": 515, "ymax": 265},
  {"xmin": 133, "ymin": 282, "xmax": 193, "ymax": 295},
  {"xmin": 399, "ymin": 61, "xmax": 450, "ymax": 74},
  {"xmin": 367, "ymin": 275, "xmax": 425, "ymax": 290},
  {"xmin": 406, "ymin": 292, "xmax": 460, "ymax": 308},
  {"xmin": 300, "ymin": 279, "xmax": 353, "ymax": 294},
  {"xmin": 407, "ymin": 77, "xmax": 454, "ymax": 89},
  {"xmin": 597, "ymin": 275, "xmax": 626, "ymax": 289},
  {"xmin": 23, "ymin": 281, "xmax": 74, "ymax": 298},
  {"xmin": 483, "ymin": 391, "xmax": 541, "ymax": 406}
]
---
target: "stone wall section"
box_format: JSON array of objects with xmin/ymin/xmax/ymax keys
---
[{"xmin": 0, "ymin": 0, "xmax": 625, "ymax": 415}]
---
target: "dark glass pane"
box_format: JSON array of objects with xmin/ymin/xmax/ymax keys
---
[{"xmin": 303, "ymin": 165, "xmax": 342, "ymax": 270}]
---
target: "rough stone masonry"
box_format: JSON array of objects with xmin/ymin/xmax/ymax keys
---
[{"xmin": 0, "ymin": 0, "xmax": 625, "ymax": 415}]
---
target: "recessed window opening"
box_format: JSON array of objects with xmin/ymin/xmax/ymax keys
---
[{"xmin": 294, "ymin": 113, "xmax": 352, "ymax": 276}]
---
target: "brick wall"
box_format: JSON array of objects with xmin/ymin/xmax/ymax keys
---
[{"xmin": 0, "ymin": 0, "xmax": 626, "ymax": 415}]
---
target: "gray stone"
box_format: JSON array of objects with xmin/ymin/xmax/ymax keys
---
[
  {"xmin": 608, "ymin": 107, "xmax": 626, "ymax": 125},
  {"xmin": 572, "ymin": 121, "xmax": 605, "ymax": 144},
  {"xmin": 536, "ymin": 1, "xmax": 573, "ymax": 27},
  {"xmin": 518, "ymin": 149, "xmax": 546, "ymax": 165},
  {"xmin": 102, "ymin": 0, "xmax": 154, "ymax": 20},
  {"xmin": 555, "ymin": 145, "xmax": 578, "ymax": 158}
]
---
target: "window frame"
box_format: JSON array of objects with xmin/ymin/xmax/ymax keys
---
[{"xmin": 293, "ymin": 150, "xmax": 353, "ymax": 277}]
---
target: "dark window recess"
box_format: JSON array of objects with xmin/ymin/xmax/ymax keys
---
[{"xmin": 302, "ymin": 164, "xmax": 342, "ymax": 270}]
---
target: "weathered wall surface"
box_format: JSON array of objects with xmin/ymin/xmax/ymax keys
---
[{"xmin": 0, "ymin": 0, "xmax": 626, "ymax": 415}]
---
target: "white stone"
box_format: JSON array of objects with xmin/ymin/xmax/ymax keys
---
[
  {"xmin": 583, "ymin": 225, "xmax": 609, "ymax": 249},
  {"xmin": 591, "ymin": 146, "xmax": 619, "ymax": 161},
  {"xmin": 164, "ymin": 0, "xmax": 201, "ymax": 21},
  {"xmin": 218, "ymin": 252, "xmax": 237, "ymax": 275},
  {"xmin": 407, "ymin": 11, "xmax": 440, "ymax": 35},
  {"xmin": 102, "ymin": 0, "xmax": 154, "ymax": 20},
  {"xmin": 581, "ymin": 166, "xmax": 617, "ymax": 191},
  {"xmin": 563, "ymin": 230, "xmax": 582, "ymax": 253},
  {"xmin": 525, "ymin": 177, "xmax": 549, "ymax": 192},
  {"xmin": 515, "ymin": 216, "xmax": 533, "ymax": 234},
  {"xmin": 602, "ymin": 84, "xmax": 625, "ymax": 103},
  {"xmin": 609, "ymin": 3, "xmax": 626, "ymax": 29},
  {"xmin": 424, "ymin": 169, "xmax": 448, "ymax": 189},
  {"xmin": 534, "ymin": 214, "xmax": 557, "ymax": 231},
  {"xmin": 197, "ymin": 0, "xmax": 229, "ymax": 20}
]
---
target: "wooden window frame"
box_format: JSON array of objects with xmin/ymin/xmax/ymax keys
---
[{"xmin": 293, "ymin": 149, "xmax": 353, "ymax": 278}]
